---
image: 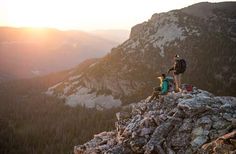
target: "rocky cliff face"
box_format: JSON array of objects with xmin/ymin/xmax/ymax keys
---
[
  {"xmin": 74, "ymin": 89, "xmax": 236, "ymax": 153},
  {"xmin": 46, "ymin": 2, "xmax": 236, "ymax": 109}
]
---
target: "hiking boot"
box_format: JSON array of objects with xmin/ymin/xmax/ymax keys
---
[
  {"xmin": 175, "ymin": 88, "xmax": 182, "ymax": 93},
  {"xmin": 175, "ymin": 89, "xmax": 180, "ymax": 93}
]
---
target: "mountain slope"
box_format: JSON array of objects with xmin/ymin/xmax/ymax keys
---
[
  {"xmin": 47, "ymin": 2, "xmax": 236, "ymax": 109},
  {"xmin": 0, "ymin": 27, "xmax": 117, "ymax": 80}
]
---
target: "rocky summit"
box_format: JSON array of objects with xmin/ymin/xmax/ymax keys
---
[{"xmin": 74, "ymin": 88, "xmax": 236, "ymax": 154}]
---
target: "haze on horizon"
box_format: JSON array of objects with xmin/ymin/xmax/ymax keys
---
[{"xmin": 0, "ymin": 0, "xmax": 234, "ymax": 31}]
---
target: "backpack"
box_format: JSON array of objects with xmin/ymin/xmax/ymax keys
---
[
  {"xmin": 166, "ymin": 76, "xmax": 175, "ymax": 92},
  {"xmin": 182, "ymin": 84, "xmax": 193, "ymax": 92},
  {"xmin": 176, "ymin": 59, "xmax": 186, "ymax": 74}
]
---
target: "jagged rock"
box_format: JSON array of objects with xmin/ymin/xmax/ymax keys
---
[
  {"xmin": 192, "ymin": 127, "xmax": 209, "ymax": 137},
  {"xmin": 232, "ymin": 119, "xmax": 236, "ymax": 128},
  {"xmin": 213, "ymin": 122, "xmax": 230, "ymax": 131},
  {"xmin": 170, "ymin": 132, "xmax": 191, "ymax": 147},
  {"xmin": 105, "ymin": 144, "xmax": 131, "ymax": 154},
  {"xmin": 179, "ymin": 119, "xmax": 193, "ymax": 132},
  {"xmin": 130, "ymin": 137, "xmax": 147, "ymax": 153},
  {"xmin": 74, "ymin": 89, "xmax": 236, "ymax": 154},
  {"xmin": 199, "ymin": 130, "xmax": 236, "ymax": 154},
  {"xmin": 144, "ymin": 121, "xmax": 176, "ymax": 153},
  {"xmin": 130, "ymin": 23, "xmax": 145, "ymax": 38},
  {"xmin": 116, "ymin": 111, "xmax": 131, "ymax": 121},
  {"xmin": 222, "ymin": 113, "xmax": 234, "ymax": 122},
  {"xmin": 139, "ymin": 127, "xmax": 154, "ymax": 137},
  {"xmin": 74, "ymin": 131, "xmax": 116, "ymax": 154},
  {"xmin": 191, "ymin": 135, "xmax": 209, "ymax": 149},
  {"xmin": 197, "ymin": 116, "xmax": 212, "ymax": 126}
]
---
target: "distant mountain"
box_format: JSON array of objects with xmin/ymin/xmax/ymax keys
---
[
  {"xmin": 0, "ymin": 72, "xmax": 14, "ymax": 83},
  {"xmin": 0, "ymin": 27, "xmax": 117, "ymax": 80},
  {"xmin": 47, "ymin": 2, "xmax": 236, "ymax": 110},
  {"xmin": 90, "ymin": 29, "xmax": 130, "ymax": 44}
]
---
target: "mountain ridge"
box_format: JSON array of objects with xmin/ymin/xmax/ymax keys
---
[
  {"xmin": 89, "ymin": 29, "xmax": 130, "ymax": 44},
  {"xmin": 0, "ymin": 27, "xmax": 117, "ymax": 80},
  {"xmin": 46, "ymin": 2, "xmax": 236, "ymax": 110}
]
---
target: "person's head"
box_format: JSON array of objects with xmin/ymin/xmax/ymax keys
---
[
  {"xmin": 158, "ymin": 74, "xmax": 166, "ymax": 86},
  {"xmin": 161, "ymin": 73, "xmax": 166, "ymax": 79},
  {"xmin": 158, "ymin": 73, "xmax": 166, "ymax": 80},
  {"xmin": 174, "ymin": 54, "xmax": 180, "ymax": 60}
]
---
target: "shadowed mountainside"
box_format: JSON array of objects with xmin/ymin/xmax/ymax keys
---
[{"xmin": 47, "ymin": 2, "xmax": 236, "ymax": 110}]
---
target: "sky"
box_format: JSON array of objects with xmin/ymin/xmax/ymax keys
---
[{"xmin": 0, "ymin": 0, "xmax": 234, "ymax": 31}]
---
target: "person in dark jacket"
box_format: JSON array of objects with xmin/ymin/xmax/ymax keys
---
[
  {"xmin": 168, "ymin": 54, "xmax": 186, "ymax": 92},
  {"xmin": 148, "ymin": 74, "xmax": 168, "ymax": 103}
]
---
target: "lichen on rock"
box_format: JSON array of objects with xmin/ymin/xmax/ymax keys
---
[{"xmin": 74, "ymin": 89, "xmax": 236, "ymax": 154}]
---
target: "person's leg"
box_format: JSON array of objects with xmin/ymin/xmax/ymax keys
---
[
  {"xmin": 159, "ymin": 95, "xmax": 164, "ymax": 103},
  {"xmin": 178, "ymin": 74, "xmax": 182, "ymax": 91},
  {"xmin": 148, "ymin": 92, "xmax": 155, "ymax": 102},
  {"xmin": 148, "ymin": 89, "xmax": 161, "ymax": 102},
  {"xmin": 153, "ymin": 90, "xmax": 160, "ymax": 99},
  {"xmin": 174, "ymin": 74, "xmax": 179, "ymax": 92}
]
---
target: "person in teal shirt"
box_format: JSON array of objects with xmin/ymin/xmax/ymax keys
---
[
  {"xmin": 148, "ymin": 74, "xmax": 169, "ymax": 102},
  {"xmin": 160, "ymin": 74, "xmax": 168, "ymax": 95}
]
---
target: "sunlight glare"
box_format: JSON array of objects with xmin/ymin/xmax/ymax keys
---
[{"xmin": 1, "ymin": 0, "xmax": 231, "ymax": 30}]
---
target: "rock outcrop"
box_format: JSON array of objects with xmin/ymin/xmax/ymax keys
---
[
  {"xmin": 74, "ymin": 89, "xmax": 236, "ymax": 153},
  {"xmin": 200, "ymin": 130, "xmax": 236, "ymax": 154}
]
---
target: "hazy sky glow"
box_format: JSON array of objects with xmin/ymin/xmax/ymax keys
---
[{"xmin": 0, "ymin": 0, "xmax": 234, "ymax": 30}]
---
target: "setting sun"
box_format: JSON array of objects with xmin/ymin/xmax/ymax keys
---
[
  {"xmin": 0, "ymin": 0, "xmax": 236, "ymax": 153},
  {"xmin": 0, "ymin": 0, "xmax": 229, "ymax": 30}
]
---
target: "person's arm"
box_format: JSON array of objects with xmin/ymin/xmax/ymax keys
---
[
  {"xmin": 161, "ymin": 81, "xmax": 168, "ymax": 94},
  {"xmin": 168, "ymin": 67, "xmax": 174, "ymax": 73},
  {"xmin": 168, "ymin": 61, "xmax": 177, "ymax": 73}
]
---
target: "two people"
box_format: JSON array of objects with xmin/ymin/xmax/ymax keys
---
[{"xmin": 148, "ymin": 54, "xmax": 186, "ymax": 102}]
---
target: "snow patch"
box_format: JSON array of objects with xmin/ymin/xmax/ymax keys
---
[
  {"xmin": 45, "ymin": 90, "xmax": 54, "ymax": 96},
  {"xmin": 31, "ymin": 70, "xmax": 41, "ymax": 76},
  {"xmin": 72, "ymin": 81, "xmax": 80, "ymax": 85},
  {"xmin": 65, "ymin": 87, "xmax": 122, "ymax": 110},
  {"xmin": 45, "ymin": 82, "xmax": 62, "ymax": 95},
  {"xmin": 89, "ymin": 62, "xmax": 98, "ymax": 68},
  {"xmin": 64, "ymin": 85, "xmax": 73, "ymax": 95},
  {"xmin": 69, "ymin": 75, "xmax": 81, "ymax": 81}
]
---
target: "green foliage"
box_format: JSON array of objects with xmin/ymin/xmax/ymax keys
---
[{"xmin": 0, "ymin": 80, "xmax": 118, "ymax": 154}]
